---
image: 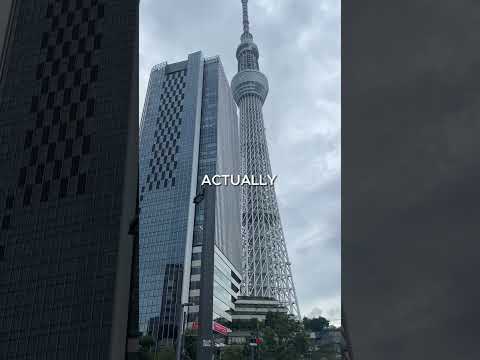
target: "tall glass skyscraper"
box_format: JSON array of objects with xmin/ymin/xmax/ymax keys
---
[
  {"xmin": 231, "ymin": 0, "xmax": 301, "ymax": 318},
  {"xmin": 139, "ymin": 52, "xmax": 242, "ymax": 350}
]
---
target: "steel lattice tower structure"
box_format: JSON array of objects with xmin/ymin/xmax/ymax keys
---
[{"xmin": 231, "ymin": 0, "xmax": 301, "ymax": 318}]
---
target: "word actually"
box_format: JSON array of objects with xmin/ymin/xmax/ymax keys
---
[{"xmin": 201, "ymin": 174, "xmax": 277, "ymax": 186}]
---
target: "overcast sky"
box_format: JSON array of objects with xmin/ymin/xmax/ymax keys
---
[{"xmin": 140, "ymin": 0, "xmax": 340, "ymax": 325}]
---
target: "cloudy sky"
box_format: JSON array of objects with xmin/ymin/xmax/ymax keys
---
[{"xmin": 140, "ymin": 0, "xmax": 340, "ymax": 325}]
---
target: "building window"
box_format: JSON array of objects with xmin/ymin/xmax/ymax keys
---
[
  {"xmin": 1, "ymin": 215, "xmax": 10, "ymax": 230},
  {"xmin": 190, "ymin": 281, "xmax": 201, "ymax": 290},
  {"xmin": 190, "ymin": 267, "xmax": 201, "ymax": 275},
  {"xmin": 5, "ymin": 195, "xmax": 14, "ymax": 209},
  {"xmin": 41, "ymin": 182, "xmax": 50, "ymax": 202},
  {"xmin": 77, "ymin": 173, "xmax": 87, "ymax": 195},
  {"xmin": 23, "ymin": 186, "xmax": 32, "ymax": 206},
  {"xmin": 231, "ymin": 271, "xmax": 241, "ymax": 284}
]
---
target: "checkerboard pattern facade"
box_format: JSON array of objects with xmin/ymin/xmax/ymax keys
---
[
  {"xmin": 15, "ymin": 0, "xmax": 104, "ymax": 211},
  {"xmin": 141, "ymin": 69, "xmax": 186, "ymax": 197}
]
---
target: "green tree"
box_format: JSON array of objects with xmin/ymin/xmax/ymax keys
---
[
  {"xmin": 258, "ymin": 312, "xmax": 308, "ymax": 360},
  {"xmin": 139, "ymin": 335, "xmax": 155, "ymax": 353},
  {"xmin": 150, "ymin": 346, "xmax": 176, "ymax": 360},
  {"xmin": 215, "ymin": 317, "xmax": 230, "ymax": 327},
  {"xmin": 137, "ymin": 337, "xmax": 176, "ymax": 360},
  {"xmin": 222, "ymin": 345, "xmax": 245, "ymax": 360},
  {"xmin": 303, "ymin": 316, "xmax": 330, "ymax": 333},
  {"xmin": 230, "ymin": 317, "xmax": 259, "ymax": 331}
]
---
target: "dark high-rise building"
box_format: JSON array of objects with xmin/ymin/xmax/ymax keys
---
[
  {"xmin": 0, "ymin": 1, "xmax": 138, "ymax": 359},
  {"xmin": 0, "ymin": 1, "xmax": 15, "ymax": 81},
  {"xmin": 139, "ymin": 52, "xmax": 242, "ymax": 352}
]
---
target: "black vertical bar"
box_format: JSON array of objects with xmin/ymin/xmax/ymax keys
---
[{"xmin": 343, "ymin": 0, "xmax": 480, "ymax": 358}]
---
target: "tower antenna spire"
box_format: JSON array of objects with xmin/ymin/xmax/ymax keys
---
[{"xmin": 242, "ymin": 0, "xmax": 250, "ymax": 34}]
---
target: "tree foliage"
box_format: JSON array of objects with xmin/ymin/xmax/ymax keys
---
[
  {"xmin": 139, "ymin": 335, "xmax": 155, "ymax": 353},
  {"xmin": 230, "ymin": 317, "xmax": 259, "ymax": 331},
  {"xmin": 137, "ymin": 336, "xmax": 176, "ymax": 360},
  {"xmin": 182, "ymin": 313, "xmax": 332, "ymax": 359},
  {"xmin": 257, "ymin": 312, "xmax": 309, "ymax": 360},
  {"xmin": 222, "ymin": 345, "xmax": 246, "ymax": 360},
  {"xmin": 303, "ymin": 316, "xmax": 330, "ymax": 333},
  {"xmin": 151, "ymin": 346, "xmax": 176, "ymax": 360}
]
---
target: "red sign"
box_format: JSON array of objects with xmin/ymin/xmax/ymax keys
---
[
  {"xmin": 256, "ymin": 338, "xmax": 263, "ymax": 345},
  {"xmin": 212, "ymin": 321, "xmax": 231, "ymax": 336},
  {"xmin": 190, "ymin": 321, "xmax": 232, "ymax": 336}
]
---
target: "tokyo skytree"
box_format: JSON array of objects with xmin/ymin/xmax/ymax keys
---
[{"xmin": 231, "ymin": 0, "xmax": 301, "ymax": 318}]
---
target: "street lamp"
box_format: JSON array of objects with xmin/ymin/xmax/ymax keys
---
[{"xmin": 179, "ymin": 302, "xmax": 194, "ymax": 360}]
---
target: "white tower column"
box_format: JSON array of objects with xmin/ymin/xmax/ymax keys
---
[{"xmin": 231, "ymin": 0, "xmax": 300, "ymax": 319}]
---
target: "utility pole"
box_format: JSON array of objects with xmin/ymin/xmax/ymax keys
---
[
  {"xmin": 195, "ymin": 185, "xmax": 216, "ymax": 360},
  {"xmin": 178, "ymin": 302, "xmax": 193, "ymax": 360},
  {"xmin": 249, "ymin": 336, "xmax": 258, "ymax": 360}
]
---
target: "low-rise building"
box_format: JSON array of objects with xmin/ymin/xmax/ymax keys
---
[{"xmin": 230, "ymin": 296, "xmax": 288, "ymax": 322}]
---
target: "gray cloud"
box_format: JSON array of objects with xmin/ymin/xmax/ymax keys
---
[{"xmin": 140, "ymin": 0, "xmax": 340, "ymax": 323}]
